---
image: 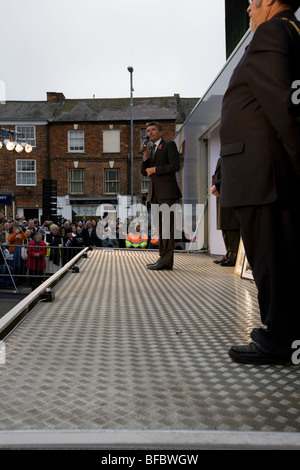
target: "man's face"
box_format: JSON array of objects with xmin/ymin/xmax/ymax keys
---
[
  {"xmin": 247, "ymin": 0, "xmax": 268, "ymax": 32},
  {"xmin": 146, "ymin": 125, "xmax": 163, "ymax": 143}
]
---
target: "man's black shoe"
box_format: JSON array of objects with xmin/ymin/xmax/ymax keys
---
[
  {"xmin": 146, "ymin": 261, "xmax": 159, "ymax": 267},
  {"xmin": 147, "ymin": 262, "xmax": 173, "ymax": 271},
  {"xmin": 213, "ymin": 258, "xmax": 226, "ymax": 264},
  {"xmin": 220, "ymin": 259, "xmax": 236, "ymax": 266},
  {"xmin": 228, "ymin": 342, "xmax": 292, "ymax": 365},
  {"xmin": 250, "ymin": 328, "xmax": 260, "ymax": 340}
]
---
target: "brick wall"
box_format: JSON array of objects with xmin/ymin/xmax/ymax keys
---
[
  {"xmin": 0, "ymin": 119, "xmax": 177, "ymax": 217},
  {"xmin": 0, "ymin": 125, "xmax": 49, "ymax": 217}
]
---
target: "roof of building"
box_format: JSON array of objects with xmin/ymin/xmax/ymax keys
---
[{"xmin": 0, "ymin": 94, "xmax": 200, "ymax": 124}]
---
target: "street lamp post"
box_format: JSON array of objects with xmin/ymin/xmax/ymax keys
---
[{"xmin": 127, "ymin": 66, "xmax": 134, "ymax": 207}]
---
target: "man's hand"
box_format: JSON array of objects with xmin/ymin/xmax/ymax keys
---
[
  {"xmin": 146, "ymin": 167, "xmax": 156, "ymax": 176},
  {"xmin": 141, "ymin": 140, "xmax": 149, "ymax": 160},
  {"xmin": 210, "ymin": 185, "xmax": 219, "ymax": 197}
]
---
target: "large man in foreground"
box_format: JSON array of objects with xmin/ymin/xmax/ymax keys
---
[{"xmin": 218, "ymin": 0, "xmax": 300, "ymax": 364}]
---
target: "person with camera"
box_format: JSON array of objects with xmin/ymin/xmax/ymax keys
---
[{"xmin": 8, "ymin": 222, "xmax": 28, "ymax": 279}]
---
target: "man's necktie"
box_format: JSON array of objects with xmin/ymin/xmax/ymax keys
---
[{"xmin": 151, "ymin": 145, "xmax": 156, "ymax": 159}]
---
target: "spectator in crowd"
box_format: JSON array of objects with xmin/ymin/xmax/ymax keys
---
[
  {"xmin": 26, "ymin": 232, "xmax": 48, "ymax": 289},
  {"xmin": 126, "ymin": 223, "xmax": 148, "ymax": 249},
  {"xmin": 62, "ymin": 227, "xmax": 79, "ymax": 265},
  {"xmin": 2, "ymin": 222, "xmax": 10, "ymax": 246},
  {"xmin": 46, "ymin": 224, "xmax": 62, "ymax": 271},
  {"xmin": 75, "ymin": 225, "xmax": 84, "ymax": 246},
  {"xmin": 39, "ymin": 221, "xmax": 51, "ymax": 239},
  {"xmin": 149, "ymin": 228, "xmax": 159, "ymax": 250},
  {"xmin": 82, "ymin": 220, "xmax": 100, "ymax": 247},
  {"xmin": 0, "ymin": 212, "xmax": 7, "ymax": 224},
  {"xmin": 116, "ymin": 222, "xmax": 127, "ymax": 248},
  {"xmin": 8, "ymin": 222, "xmax": 28, "ymax": 280},
  {"xmin": 0, "ymin": 230, "xmax": 8, "ymax": 279},
  {"xmin": 26, "ymin": 219, "xmax": 37, "ymax": 238}
]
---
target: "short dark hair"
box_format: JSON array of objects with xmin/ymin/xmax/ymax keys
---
[
  {"xmin": 146, "ymin": 121, "xmax": 163, "ymax": 131},
  {"xmin": 278, "ymin": 0, "xmax": 300, "ymax": 11}
]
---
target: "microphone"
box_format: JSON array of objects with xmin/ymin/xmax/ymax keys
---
[{"xmin": 140, "ymin": 136, "xmax": 149, "ymax": 153}]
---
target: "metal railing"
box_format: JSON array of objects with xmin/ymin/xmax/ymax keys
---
[
  {"xmin": 0, "ymin": 244, "xmax": 86, "ymax": 291},
  {"xmin": 0, "ymin": 246, "xmax": 89, "ymax": 339}
]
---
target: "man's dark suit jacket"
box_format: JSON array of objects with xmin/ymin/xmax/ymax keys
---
[
  {"xmin": 81, "ymin": 227, "xmax": 99, "ymax": 247},
  {"xmin": 212, "ymin": 158, "xmax": 239, "ymax": 231},
  {"xmin": 219, "ymin": 10, "xmax": 300, "ymax": 209},
  {"xmin": 141, "ymin": 139, "xmax": 182, "ymax": 203}
]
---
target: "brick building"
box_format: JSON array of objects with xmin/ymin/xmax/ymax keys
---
[{"xmin": 0, "ymin": 92, "xmax": 198, "ymax": 223}]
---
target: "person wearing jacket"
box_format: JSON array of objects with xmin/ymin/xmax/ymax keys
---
[
  {"xmin": 8, "ymin": 223, "xmax": 27, "ymax": 254},
  {"xmin": 211, "ymin": 157, "xmax": 240, "ymax": 266},
  {"xmin": 126, "ymin": 223, "xmax": 148, "ymax": 248},
  {"xmin": 46, "ymin": 224, "xmax": 62, "ymax": 268},
  {"xmin": 141, "ymin": 122, "xmax": 182, "ymax": 270},
  {"xmin": 26, "ymin": 232, "xmax": 47, "ymax": 287},
  {"xmin": 8, "ymin": 223, "xmax": 28, "ymax": 278},
  {"xmin": 218, "ymin": 0, "xmax": 300, "ymax": 364}
]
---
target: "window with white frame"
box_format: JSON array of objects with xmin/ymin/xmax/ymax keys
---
[
  {"xmin": 69, "ymin": 169, "xmax": 84, "ymax": 194},
  {"xmin": 140, "ymin": 128, "xmax": 147, "ymax": 148},
  {"xmin": 104, "ymin": 169, "xmax": 120, "ymax": 194},
  {"xmin": 16, "ymin": 160, "xmax": 36, "ymax": 186},
  {"xmin": 15, "ymin": 126, "xmax": 36, "ymax": 147},
  {"xmin": 103, "ymin": 130, "xmax": 120, "ymax": 153},
  {"xmin": 68, "ymin": 130, "xmax": 84, "ymax": 152},
  {"xmin": 141, "ymin": 174, "xmax": 149, "ymax": 193}
]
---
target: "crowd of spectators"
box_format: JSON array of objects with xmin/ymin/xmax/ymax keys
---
[{"xmin": 0, "ymin": 211, "xmax": 159, "ymax": 288}]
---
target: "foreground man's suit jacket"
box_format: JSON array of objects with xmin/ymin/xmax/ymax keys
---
[{"xmin": 219, "ymin": 10, "xmax": 300, "ymax": 209}]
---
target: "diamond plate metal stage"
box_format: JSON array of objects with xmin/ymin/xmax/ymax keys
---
[{"xmin": 0, "ymin": 250, "xmax": 299, "ymax": 449}]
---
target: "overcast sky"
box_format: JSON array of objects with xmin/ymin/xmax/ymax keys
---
[{"xmin": 1, "ymin": 0, "xmax": 227, "ymax": 102}]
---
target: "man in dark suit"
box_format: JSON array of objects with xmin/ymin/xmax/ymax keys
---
[
  {"xmin": 141, "ymin": 121, "xmax": 182, "ymax": 270},
  {"xmin": 81, "ymin": 220, "xmax": 100, "ymax": 247},
  {"xmin": 211, "ymin": 158, "xmax": 240, "ymax": 266},
  {"xmin": 218, "ymin": 0, "xmax": 300, "ymax": 364}
]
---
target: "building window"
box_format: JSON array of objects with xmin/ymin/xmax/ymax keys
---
[
  {"xmin": 140, "ymin": 129, "xmax": 147, "ymax": 148},
  {"xmin": 141, "ymin": 174, "xmax": 149, "ymax": 193},
  {"xmin": 103, "ymin": 130, "xmax": 120, "ymax": 153},
  {"xmin": 105, "ymin": 169, "xmax": 120, "ymax": 194},
  {"xmin": 69, "ymin": 169, "xmax": 84, "ymax": 194},
  {"xmin": 16, "ymin": 159, "xmax": 36, "ymax": 186},
  {"xmin": 68, "ymin": 130, "xmax": 84, "ymax": 152},
  {"xmin": 15, "ymin": 126, "xmax": 36, "ymax": 147}
]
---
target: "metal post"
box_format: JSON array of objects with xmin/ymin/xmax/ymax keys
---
[{"xmin": 127, "ymin": 66, "xmax": 134, "ymax": 207}]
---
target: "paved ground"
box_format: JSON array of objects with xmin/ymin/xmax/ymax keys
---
[
  {"xmin": 0, "ymin": 292, "xmax": 30, "ymax": 319},
  {"xmin": 0, "ymin": 250, "xmax": 299, "ymax": 449}
]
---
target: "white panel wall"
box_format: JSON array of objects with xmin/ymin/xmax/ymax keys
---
[{"xmin": 209, "ymin": 126, "xmax": 225, "ymax": 256}]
